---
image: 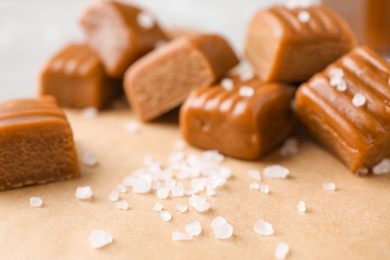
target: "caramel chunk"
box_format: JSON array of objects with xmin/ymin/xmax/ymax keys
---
[
  {"xmin": 245, "ymin": 5, "xmax": 356, "ymax": 83},
  {"xmin": 124, "ymin": 34, "xmax": 239, "ymax": 122},
  {"xmin": 39, "ymin": 43, "xmax": 122, "ymax": 109},
  {"xmin": 79, "ymin": 0, "xmax": 167, "ymax": 78},
  {"xmin": 180, "ymin": 77, "xmax": 296, "ymax": 160},
  {"xmin": 295, "ymin": 46, "xmax": 390, "ymax": 174},
  {"xmin": 0, "ymin": 97, "xmax": 79, "ymax": 190}
]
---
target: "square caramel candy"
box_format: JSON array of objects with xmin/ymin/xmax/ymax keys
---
[
  {"xmin": 295, "ymin": 46, "xmax": 390, "ymax": 175},
  {"xmin": 180, "ymin": 77, "xmax": 296, "ymax": 160},
  {"xmin": 0, "ymin": 96, "xmax": 79, "ymax": 190},
  {"xmin": 124, "ymin": 34, "xmax": 239, "ymax": 122},
  {"xmin": 244, "ymin": 5, "xmax": 356, "ymax": 83},
  {"xmin": 79, "ymin": 0, "xmax": 167, "ymax": 78},
  {"xmin": 39, "ymin": 43, "xmax": 122, "ymax": 109}
]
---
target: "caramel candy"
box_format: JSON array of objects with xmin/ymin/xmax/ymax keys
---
[
  {"xmin": 295, "ymin": 46, "xmax": 390, "ymax": 174},
  {"xmin": 180, "ymin": 77, "xmax": 296, "ymax": 160},
  {"xmin": 124, "ymin": 34, "xmax": 239, "ymax": 122},
  {"xmin": 79, "ymin": 0, "xmax": 167, "ymax": 78},
  {"xmin": 245, "ymin": 5, "xmax": 356, "ymax": 83},
  {"xmin": 0, "ymin": 96, "xmax": 79, "ymax": 191},
  {"xmin": 39, "ymin": 43, "xmax": 122, "ymax": 109}
]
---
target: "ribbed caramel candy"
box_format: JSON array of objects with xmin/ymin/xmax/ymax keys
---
[
  {"xmin": 295, "ymin": 46, "xmax": 390, "ymax": 174},
  {"xmin": 0, "ymin": 97, "xmax": 79, "ymax": 190},
  {"xmin": 180, "ymin": 77, "xmax": 296, "ymax": 160},
  {"xmin": 245, "ymin": 5, "xmax": 356, "ymax": 83}
]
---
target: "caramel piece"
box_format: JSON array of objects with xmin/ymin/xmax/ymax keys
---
[
  {"xmin": 295, "ymin": 46, "xmax": 390, "ymax": 174},
  {"xmin": 39, "ymin": 43, "xmax": 122, "ymax": 109},
  {"xmin": 0, "ymin": 97, "xmax": 79, "ymax": 190},
  {"xmin": 245, "ymin": 5, "xmax": 356, "ymax": 83},
  {"xmin": 79, "ymin": 0, "xmax": 167, "ymax": 78},
  {"xmin": 124, "ymin": 34, "xmax": 239, "ymax": 122},
  {"xmin": 180, "ymin": 77, "xmax": 296, "ymax": 160}
]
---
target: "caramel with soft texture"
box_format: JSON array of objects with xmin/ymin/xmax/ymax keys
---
[
  {"xmin": 0, "ymin": 96, "xmax": 79, "ymax": 190},
  {"xmin": 124, "ymin": 34, "xmax": 239, "ymax": 122},
  {"xmin": 245, "ymin": 5, "xmax": 356, "ymax": 83},
  {"xmin": 295, "ymin": 46, "xmax": 390, "ymax": 174},
  {"xmin": 180, "ymin": 77, "xmax": 296, "ymax": 160}
]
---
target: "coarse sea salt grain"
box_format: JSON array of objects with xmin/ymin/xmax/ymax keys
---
[
  {"xmin": 30, "ymin": 197, "xmax": 43, "ymax": 207},
  {"xmin": 132, "ymin": 176, "xmax": 152, "ymax": 194},
  {"xmin": 297, "ymin": 10, "xmax": 310, "ymax": 23},
  {"xmin": 372, "ymin": 159, "xmax": 390, "ymax": 175},
  {"xmin": 116, "ymin": 200, "xmax": 128, "ymax": 210},
  {"xmin": 88, "ymin": 230, "xmax": 113, "ymax": 249},
  {"xmin": 249, "ymin": 183, "xmax": 260, "ymax": 190},
  {"xmin": 298, "ymin": 201, "xmax": 306, "ymax": 212},
  {"xmin": 153, "ymin": 202, "xmax": 163, "ymax": 212},
  {"xmin": 322, "ymin": 182, "xmax": 336, "ymax": 191},
  {"xmin": 82, "ymin": 152, "xmax": 98, "ymax": 167},
  {"xmin": 260, "ymin": 184, "xmax": 269, "ymax": 194},
  {"xmin": 108, "ymin": 191, "xmax": 119, "ymax": 202},
  {"xmin": 212, "ymin": 216, "xmax": 227, "ymax": 230},
  {"xmin": 171, "ymin": 182, "xmax": 184, "ymax": 197},
  {"xmin": 125, "ymin": 121, "xmax": 139, "ymax": 133},
  {"xmin": 117, "ymin": 184, "xmax": 127, "ymax": 193},
  {"xmin": 254, "ymin": 220, "xmax": 274, "ymax": 236},
  {"xmin": 160, "ymin": 211, "xmax": 172, "ymax": 221},
  {"xmin": 336, "ymin": 79, "xmax": 347, "ymax": 92},
  {"xmin": 239, "ymin": 85, "xmax": 255, "ymax": 97},
  {"xmin": 175, "ymin": 203, "xmax": 188, "ymax": 213},
  {"xmin": 207, "ymin": 186, "xmax": 216, "ymax": 196},
  {"xmin": 263, "ymin": 165, "xmax": 289, "ymax": 178},
  {"xmin": 248, "ymin": 169, "xmax": 261, "ymax": 181},
  {"xmin": 221, "ymin": 78, "xmax": 234, "ymax": 91},
  {"xmin": 239, "ymin": 71, "xmax": 254, "ymax": 81},
  {"xmin": 76, "ymin": 186, "xmax": 93, "ymax": 199},
  {"xmin": 275, "ymin": 242, "xmax": 289, "ymax": 260},
  {"xmin": 279, "ymin": 137, "xmax": 299, "ymax": 157},
  {"xmin": 137, "ymin": 11, "xmax": 155, "ymax": 29},
  {"xmin": 189, "ymin": 194, "xmax": 210, "ymax": 212},
  {"xmin": 157, "ymin": 187, "xmax": 170, "ymax": 199},
  {"xmin": 214, "ymin": 223, "xmax": 233, "ymax": 239},
  {"xmin": 81, "ymin": 107, "xmax": 98, "ymax": 118},
  {"xmin": 352, "ymin": 93, "xmax": 366, "ymax": 107},
  {"xmin": 185, "ymin": 221, "xmax": 202, "ymax": 236},
  {"xmin": 172, "ymin": 231, "xmax": 192, "ymax": 241}
]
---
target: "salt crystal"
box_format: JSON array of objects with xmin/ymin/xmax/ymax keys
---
[
  {"xmin": 174, "ymin": 140, "xmax": 186, "ymax": 150},
  {"xmin": 160, "ymin": 211, "xmax": 172, "ymax": 221},
  {"xmin": 220, "ymin": 167, "xmax": 232, "ymax": 178},
  {"xmin": 152, "ymin": 180, "xmax": 162, "ymax": 190},
  {"xmin": 172, "ymin": 231, "xmax": 192, "ymax": 241},
  {"xmin": 202, "ymin": 150, "xmax": 224, "ymax": 162},
  {"xmin": 137, "ymin": 11, "xmax": 155, "ymax": 29},
  {"xmin": 279, "ymin": 137, "xmax": 299, "ymax": 157},
  {"xmin": 214, "ymin": 223, "xmax": 233, "ymax": 239},
  {"xmin": 157, "ymin": 187, "xmax": 170, "ymax": 199},
  {"xmin": 352, "ymin": 93, "xmax": 366, "ymax": 107},
  {"xmin": 260, "ymin": 184, "xmax": 269, "ymax": 194},
  {"xmin": 249, "ymin": 182, "xmax": 260, "ymax": 190},
  {"xmin": 297, "ymin": 10, "xmax": 311, "ymax": 23},
  {"xmin": 184, "ymin": 188, "xmax": 195, "ymax": 195},
  {"xmin": 108, "ymin": 191, "xmax": 119, "ymax": 202},
  {"xmin": 221, "ymin": 78, "xmax": 234, "ymax": 91},
  {"xmin": 30, "ymin": 197, "xmax": 43, "ymax": 207},
  {"xmin": 298, "ymin": 201, "xmax": 306, "ymax": 212},
  {"xmin": 185, "ymin": 221, "xmax": 202, "ymax": 236},
  {"xmin": 329, "ymin": 68, "xmax": 344, "ymax": 78},
  {"xmin": 153, "ymin": 202, "xmax": 163, "ymax": 211},
  {"xmin": 336, "ymin": 79, "xmax": 347, "ymax": 92},
  {"xmin": 189, "ymin": 194, "xmax": 210, "ymax": 212},
  {"xmin": 175, "ymin": 203, "xmax": 188, "ymax": 213},
  {"xmin": 285, "ymin": 0, "xmax": 314, "ymax": 9},
  {"xmin": 212, "ymin": 216, "xmax": 227, "ymax": 230},
  {"xmin": 171, "ymin": 182, "xmax": 184, "ymax": 197},
  {"xmin": 239, "ymin": 71, "xmax": 254, "ymax": 81},
  {"xmin": 322, "ymin": 182, "xmax": 336, "ymax": 191},
  {"xmin": 117, "ymin": 184, "xmax": 127, "ymax": 193},
  {"xmin": 123, "ymin": 176, "xmax": 135, "ymax": 187},
  {"xmin": 248, "ymin": 169, "xmax": 261, "ymax": 181},
  {"xmin": 207, "ymin": 186, "xmax": 216, "ymax": 196},
  {"xmin": 116, "ymin": 200, "xmax": 128, "ymax": 210},
  {"xmin": 81, "ymin": 107, "xmax": 98, "ymax": 118},
  {"xmin": 372, "ymin": 159, "xmax": 390, "ymax": 175},
  {"xmin": 76, "ymin": 186, "xmax": 93, "ymax": 199},
  {"xmin": 275, "ymin": 242, "xmax": 289, "ymax": 260},
  {"xmin": 254, "ymin": 220, "xmax": 274, "ymax": 236},
  {"xmin": 82, "ymin": 152, "xmax": 98, "ymax": 167},
  {"xmin": 88, "ymin": 230, "xmax": 113, "ymax": 248},
  {"xmin": 239, "ymin": 85, "xmax": 255, "ymax": 97},
  {"xmin": 132, "ymin": 176, "xmax": 151, "ymax": 193},
  {"xmin": 191, "ymin": 178, "xmax": 206, "ymax": 192},
  {"xmin": 263, "ymin": 165, "xmax": 289, "ymax": 178},
  {"xmin": 125, "ymin": 121, "xmax": 139, "ymax": 133}
]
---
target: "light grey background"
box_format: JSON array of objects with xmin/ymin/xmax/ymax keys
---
[{"xmin": 0, "ymin": 0, "xmax": 319, "ymax": 102}]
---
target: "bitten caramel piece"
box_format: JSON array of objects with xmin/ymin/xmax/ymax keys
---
[
  {"xmin": 295, "ymin": 46, "xmax": 390, "ymax": 175},
  {"xmin": 124, "ymin": 34, "xmax": 239, "ymax": 122},
  {"xmin": 180, "ymin": 77, "xmax": 296, "ymax": 160},
  {"xmin": 79, "ymin": 0, "xmax": 167, "ymax": 78},
  {"xmin": 245, "ymin": 5, "xmax": 356, "ymax": 83},
  {"xmin": 39, "ymin": 43, "xmax": 122, "ymax": 109},
  {"xmin": 0, "ymin": 96, "xmax": 79, "ymax": 191}
]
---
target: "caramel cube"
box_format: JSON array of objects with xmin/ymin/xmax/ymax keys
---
[
  {"xmin": 79, "ymin": 0, "xmax": 167, "ymax": 78},
  {"xmin": 180, "ymin": 77, "xmax": 296, "ymax": 160},
  {"xmin": 0, "ymin": 97, "xmax": 79, "ymax": 190},
  {"xmin": 245, "ymin": 5, "xmax": 356, "ymax": 83},
  {"xmin": 295, "ymin": 46, "xmax": 390, "ymax": 174},
  {"xmin": 124, "ymin": 34, "xmax": 239, "ymax": 122},
  {"xmin": 39, "ymin": 43, "xmax": 122, "ymax": 109}
]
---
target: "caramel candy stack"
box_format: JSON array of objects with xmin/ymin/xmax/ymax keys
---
[
  {"xmin": 0, "ymin": 97, "xmax": 79, "ymax": 190},
  {"xmin": 295, "ymin": 46, "xmax": 390, "ymax": 174}
]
